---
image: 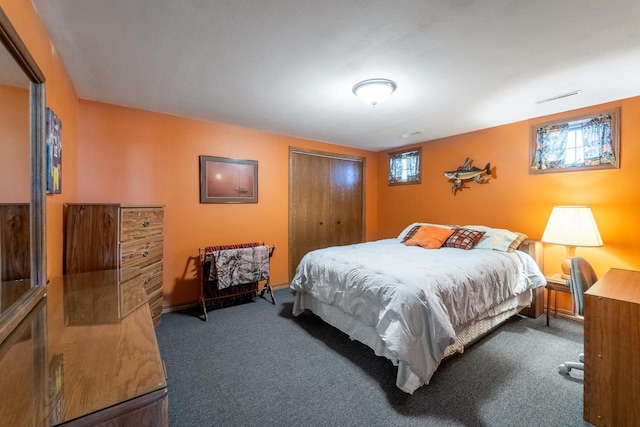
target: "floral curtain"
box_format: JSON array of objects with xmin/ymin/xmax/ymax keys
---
[
  {"xmin": 531, "ymin": 112, "xmax": 617, "ymax": 171},
  {"xmin": 581, "ymin": 114, "xmax": 616, "ymax": 166},
  {"xmin": 531, "ymin": 123, "xmax": 569, "ymax": 170},
  {"xmin": 389, "ymin": 149, "xmax": 420, "ymax": 184}
]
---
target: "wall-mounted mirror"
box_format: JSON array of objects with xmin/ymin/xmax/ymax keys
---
[{"xmin": 0, "ymin": 6, "xmax": 46, "ymax": 344}]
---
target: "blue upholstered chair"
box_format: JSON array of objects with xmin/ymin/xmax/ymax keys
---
[{"xmin": 558, "ymin": 257, "xmax": 598, "ymax": 375}]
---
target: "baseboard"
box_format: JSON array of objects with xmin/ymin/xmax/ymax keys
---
[
  {"xmin": 162, "ymin": 301, "xmax": 200, "ymax": 313},
  {"xmin": 162, "ymin": 282, "xmax": 290, "ymax": 314}
]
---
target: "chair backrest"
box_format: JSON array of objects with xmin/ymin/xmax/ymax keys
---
[{"xmin": 570, "ymin": 257, "xmax": 598, "ymax": 315}]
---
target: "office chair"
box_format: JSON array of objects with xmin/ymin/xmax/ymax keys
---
[{"xmin": 558, "ymin": 257, "xmax": 598, "ymax": 375}]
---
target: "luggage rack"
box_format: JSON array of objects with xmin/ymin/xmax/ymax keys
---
[{"xmin": 198, "ymin": 244, "xmax": 275, "ymax": 321}]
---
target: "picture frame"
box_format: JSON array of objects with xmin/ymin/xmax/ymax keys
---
[
  {"xmin": 199, "ymin": 155, "xmax": 258, "ymax": 203},
  {"xmin": 45, "ymin": 107, "xmax": 62, "ymax": 194}
]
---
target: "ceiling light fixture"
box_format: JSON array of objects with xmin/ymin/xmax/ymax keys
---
[{"xmin": 352, "ymin": 78, "xmax": 397, "ymax": 107}]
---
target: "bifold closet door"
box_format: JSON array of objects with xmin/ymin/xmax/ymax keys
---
[{"xmin": 289, "ymin": 149, "xmax": 364, "ymax": 281}]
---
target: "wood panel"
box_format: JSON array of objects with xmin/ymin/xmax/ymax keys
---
[
  {"xmin": 288, "ymin": 149, "xmax": 364, "ymax": 281},
  {"xmin": 584, "ymin": 268, "xmax": 640, "ymax": 426},
  {"xmin": 289, "ymin": 151, "xmax": 330, "ymax": 280},
  {"xmin": 0, "ymin": 204, "xmax": 30, "ymax": 281},
  {"xmin": 66, "ymin": 389, "xmax": 168, "ymax": 427},
  {"xmin": 120, "ymin": 237, "xmax": 163, "ymax": 280},
  {"xmin": 330, "ymin": 158, "xmax": 363, "ymax": 247},
  {"xmin": 120, "ymin": 208, "xmax": 164, "ymax": 242},
  {"xmin": 141, "ymin": 261, "xmax": 163, "ymax": 295},
  {"xmin": 65, "ymin": 204, "xmax": 119, "ymax": 273}
]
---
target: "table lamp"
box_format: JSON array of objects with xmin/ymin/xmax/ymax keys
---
[{"xmin": 541, "ymin": 206, "xmax": 603, "ymax": 279}]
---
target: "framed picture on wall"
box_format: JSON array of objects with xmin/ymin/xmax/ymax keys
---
[
  {"xmin": 199, "ymin": 155, "xmax": 258, "ymax": 203},
  {"xmin": 45, "ymin": 107, "xmax": 62, "ymax": 194}
]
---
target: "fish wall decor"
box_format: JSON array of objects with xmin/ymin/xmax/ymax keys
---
[{"xmin": 443, "ymin": 158, "xmax": 492, "ymax": 194}]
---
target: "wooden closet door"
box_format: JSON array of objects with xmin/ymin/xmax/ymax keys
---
[
  {"xmin": 329, "ymin": 157, "xmax": 363, "ymax": 247},
  {"xmin": 289, "ymin": 149, "xmax": 364, "ymax": 281}
]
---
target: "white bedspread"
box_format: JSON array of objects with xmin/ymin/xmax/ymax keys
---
[{"xmin": 289, "ymin": 238, "xmax": 546, "ymax": 393}]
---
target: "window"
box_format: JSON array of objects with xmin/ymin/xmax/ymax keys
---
[
  {"xmin": 388, "ymin": 147, "xmax": 421, "ymax": 185},
  {"xmin": 530, "ymin": 108, "xmax": 619, "ymax": 174}
]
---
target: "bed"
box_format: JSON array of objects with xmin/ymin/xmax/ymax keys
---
[{"xmin": 289, "ymin": 223, "xmax": 546, "ymax": 394}]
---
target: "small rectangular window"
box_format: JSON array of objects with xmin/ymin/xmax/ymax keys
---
[
  {"xmin": 388, "ymin": 147, "xmax": 421, "ymax": 185},
  {"xmin": 530, "ymin": 108, "xmax": 619, "ymax": 174}
]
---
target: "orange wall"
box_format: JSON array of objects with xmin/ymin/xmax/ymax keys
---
[
  {"xmin": 0, "ymin": 85, "xmax": 30, "ymax": 201},
  {"xmin": 77, "ymin": 100, "xmax": 378, "ymax": 307},
  {"xmin": 6, "ymin": 0, "xmax": 638, "ymax": 315},
  {"xmin": 1, "ymin": 0, "xmax": 79, "ymax": 279},
  {"xmin": 378, "ymin": 98, "xmax": 640, "ymax": 310}
]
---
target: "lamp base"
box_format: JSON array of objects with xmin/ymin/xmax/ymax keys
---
[{"xmin": 560, "ymin": 246, "xmax": 576, "ymax": 280}]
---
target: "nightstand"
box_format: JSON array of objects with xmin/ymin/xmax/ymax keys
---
[{"xmin": 545, "ymin": 273, "xmax": 572, "ymax": 326}]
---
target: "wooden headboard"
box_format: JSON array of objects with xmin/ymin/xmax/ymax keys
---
[{"xmin": 519, "ymin": 239, "xmax": 544, "ymax": 271}]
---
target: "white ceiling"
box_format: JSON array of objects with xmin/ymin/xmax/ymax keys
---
[{"xmin": 31, "ymin": 0, "xmax": 640, "ymax": 151}]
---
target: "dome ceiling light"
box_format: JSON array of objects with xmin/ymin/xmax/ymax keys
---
[{"xmin": 352, "ymin": 78, "xmax": 397, "ymax": 107}]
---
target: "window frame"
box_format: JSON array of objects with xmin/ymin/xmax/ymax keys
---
[
  {"xmin": 388, "ymin": 147, "xmax": 421, "ymax": 185},
  {"xmin": 529, "ymin": 108, "xmax": 620, "ymax": 174}
]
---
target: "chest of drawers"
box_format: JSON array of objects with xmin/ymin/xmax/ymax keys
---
[
  {"xmin": 64, "ymin": 204, "xmax": 164, "ymax": 324},
  {"xmin": 584, "ymin": 268, "xmax": 640, "ymax": 426}
]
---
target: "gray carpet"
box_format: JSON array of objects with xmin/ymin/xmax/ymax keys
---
[{"xmin": 156, "ymin": 289, "xmax": 590, "ymax": 427}]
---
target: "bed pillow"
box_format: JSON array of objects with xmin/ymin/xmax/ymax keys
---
[
  {"xmin": 397, "ymin": 222, "xmax": 456, "ymax": 241},
  {"xmin": 464, "ymin": 225, "xmax": 527, "ymax": 252},
  {"xmin": 400, "ymin": 225, "xmax": 422, "ymax": 243},
  {"xmin": 507, "ymin": 232, "xmax": 528, "ymax": 252},
  {"xmin": 404, "ymin": 225, "xmax": 455, "ymax": 249},
  {"xmin": 442, "ymin": 228, "xmax": 486, "ymax": 250}
]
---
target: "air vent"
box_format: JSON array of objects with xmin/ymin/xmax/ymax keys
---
[
  {"xmin": 400, "ymin": 131, "xmax": 422, "ymax": 139},
  {"xmin": 535, "ymin": 90, "xmax": 583, "ymax": 104}
]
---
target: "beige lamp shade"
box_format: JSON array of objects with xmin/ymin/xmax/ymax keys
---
[{"xmin": 541, "ymin": 206, "xmax": 603, "ymax": 278}]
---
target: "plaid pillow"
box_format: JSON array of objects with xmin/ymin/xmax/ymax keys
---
[
  {"xmin": 400, "ymin": 225, "xmax": 422, "ymax": 243},
  {"xmin": 443, "ymin": 228, "xmax": 486, "ymax": 250},
  {"xmin": 507, "ymin": 232, "xmax": 528, "ymax": 252}
]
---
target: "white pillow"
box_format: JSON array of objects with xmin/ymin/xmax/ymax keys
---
[{"xmin": 463, "ymin": 225, "xmax": 519, "ymax": 251}]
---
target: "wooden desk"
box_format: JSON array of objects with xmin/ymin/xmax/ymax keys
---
[
  {"xmin": 0, "ymin": 269, "xmax": 168, "ymax": 426},
  {"xmin": 545, "ymin": 273, "xmax": 572, "ymax": 326},
  {"xmin": 584, "ymin": 268, "xmax": 640, "ymax": 426}
]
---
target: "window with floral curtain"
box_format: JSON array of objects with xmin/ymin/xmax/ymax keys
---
[
  {"xmin": 388, "ymin": 147, "xmax": 421, "ymax": 185},
  {"xmin": 530, "ymin": 108, "xmax": 619, "ymax": 174}
]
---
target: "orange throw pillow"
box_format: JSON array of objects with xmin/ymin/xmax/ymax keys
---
[{"xmin": 404, "ymin": 225, "xmax": 455, "ymax": 249}]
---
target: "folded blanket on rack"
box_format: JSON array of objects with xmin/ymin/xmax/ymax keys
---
[{"xmin": 210, "ymin": 245, "xmax": 270, "ymax": 289}]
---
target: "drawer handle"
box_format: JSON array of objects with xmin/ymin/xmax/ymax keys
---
[
  {"xmin": 144, "ymin": 278, "xmax": 150, "ymax": 288},
  {"xmin": 142, "ymin": 220, "xmax": 150, "ymax": 227},
  {"xmin": 142, "ymin": 250, "xmax": 150, "ymax": 257}
]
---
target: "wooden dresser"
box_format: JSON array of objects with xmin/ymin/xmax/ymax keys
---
[
  {"xmin": 0, "ymin": 269, "xmax": 168, "ymax": 426},
  {"xmin": 64, "ymin": 204, "xmax": 164, "ymax": 325},
  {"xmin": 584, "ymin": 268, "xmax": 640, "ymax": 426}
]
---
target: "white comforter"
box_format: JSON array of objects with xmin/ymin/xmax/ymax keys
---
[{"xmin": 290, "ymin": 238, "xmax": 546, "ymax": 393}]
